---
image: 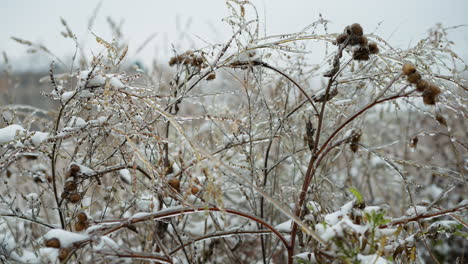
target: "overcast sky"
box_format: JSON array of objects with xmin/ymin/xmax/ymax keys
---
[{"xmin": 2, "ymin": 0, "xmax": 467, "ymax": 71}]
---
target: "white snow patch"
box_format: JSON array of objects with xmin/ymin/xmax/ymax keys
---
[
  {"xmin": 0, "ymin": 124, "xmax": 25, "ymax": 144},
  {"xmin": 38, "ymin": 248, "xmax": 59, "ymax": 263},
  {"xmin": 364, "ymin": 206, "xmax": 382, "ymax": 214},
  {"xmin": 405, "ymin": 205, "xmax": 427, "ymax": 216},
  {"xmin": 294, "ymin": 251, "xmax": 316, "ymax": 262},
  {"xmin": 357, "ymin": 254, "xmax": 388, "ymax": 264},
  {"xmin": 94, "ymin": 236, "xmax": 120, "ymax": 251},
  {"xmin": 43, "ymin": 229, "xmax": 88, "ymax": 248},
  {"xmin": 30, "ymin": 131, "xmax": 49, "ymax": 146},
  {"xmin": 61, "ymin": 91, "xmax": 74, "ymax": 101},
  {"xmin": 69, "ymin": 116, "xmax": 87, "ymax": 127},
  {"xmin": 119, "ymin": 169, "xmax": 132, "ymax": 184},
  {"xmin": 275, "ymin": 220, "xmax": 292, "ymax": 232},
  {"xmin": 110, "ymin": 77, "xmax": 125, "ymax": 89}
]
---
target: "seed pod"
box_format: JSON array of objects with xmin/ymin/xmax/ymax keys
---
[
  {"xmin": 422, "ymin": 83, "xmax": 441, "ymax": 105},
  {"xmin": 350, "ymin": 35, "xmax": 367, "ymax": 46},
  {"xmin": 64, "ymin": 181, "xmax": 77, "ymax": 192},
  {"xmin": 61, "ymin": 192, "xmax": 69, "ymax": 199},
  {"xmin": 206, "ymin": 73, "xmax": 216, "ymax": 81},
  {"xmin": 76, "ymin": 212, "xmax": 87, "ymax": 223},
  {"xmin": 75, "ymin": 221, "xmax": 88, "ymax": 232},
  {"xmin": 435, "ymin": 114, "xmax": 447, "ymax": 126},
  {"xmin": 350, "ymin": 133, "xmax": 361, "ymax": 153},
  {"xmin": 68, "ymin": 193, "xmax": 82, "ymax": 203},
  {"xmin": 416, "ymin": 79, "xmax": 429, "ymax": 92},
  {"xmin": 409, "ymin": 136, "xmax": 418, "ymax": 148},
  {"xmin": 402, "ymin": 63, "xmax": 416, "ymax": 75},
  {"xmin": 368, "ymin": 42, "xmax": 379, "ymax": 54},
  {"xmin": 168, "ymin": 178, "xmax": 180, "ymax": 191},
  {"xmin": 350, "ymin": 23, "xmax": 363, "ymax": 36},
  {"xmin": 336, "ymin": 33, "xmax": 348, "ymax": 45},
  {"xmin": 58, "ymin": 248, "xmax": 70, "ymax": 261},
  {"xmin": 353, "ymin": 47, "xmax": 370, "ymax": 61},
  {"xmin": 69, "ymin": 164, "xmax": 81, "ymax": 175},
  {"xmin": 45, "ymin": 238, "xmax": 61, "ymax": 248},
  {"xmin": 190, "ymin": 186, "xmax": 200, "ymax": 195},
  {"xmin": 407, "ymin": 72, "xmax": 421, "ymax": 84}
]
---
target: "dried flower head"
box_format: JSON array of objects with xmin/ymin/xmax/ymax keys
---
[
  {"xmin": 368, "ymin": 42, "xmax": 379, "ymax": 54},
  {"xmin": 416, "ymin": 79, "xmax": 429, "ymax": 92},
  {"xmin": 206, "ymin": 73, "xmax": 216, "ymax": 81},
  {"xmin": 68, "ymin": 193, "xmax": 82, "ymax": 203},
  {"xmin": 190, "ymin": 186, "xmax": 200, "ymax": 195},
  {"xmin": 407, "ymin": 72, "xmax": 421, "ymax": 84},
  {"xmin": 350, "ymin": 133, "xmax": 361, "ymax": 153},
  {"xmin": 168, "ymin": 178, "xmax": 180, "ymax": 191},
  {"xmin": 45, "ymin": 238, "xmax": 61, "ymax": 248},
  {"xmin": 402, "ymin": 63, "xmax": 416, "ymax": 75},
  {"xmin": 350, "ymin": 23, "xmax": 364, "ymax": 36},
  {"xmin": 336, "ymin": 33, "xmax": 348, "ymax": 45},
  {"xmin": 58, "ymin": 248, "xmax": 70, "ymax": 261},
  {"xmin": 409, "ymin": 136, "xmax": 418, "ymax": 148},
  {"xmin": 69, "ymin": 164, "xmax": 81, "ymax": 175},
  {"xmin": 75, "ymin": 221, "xmax": 88, "ymax": 232},
  {"xmin": 353, "ymin": 47, "xmax": 370, "ymax": 61},
  {"xmin": 422, "ymin": 83, "xmax": 441, "ymax": 105},
  {"xmin": 64, "ymin": 181, "xmax": 77, "ymax": 192},
  {"xmin": 435, "ymin": 114, "xmax": 447, "ymax": 126},
  {"xmin": 76, "ymin": 212, "xmax": 88, "ymax": 223},
  {"xmin": 350, "ymin": 36, "xmax": 368, "ymax": 46}
]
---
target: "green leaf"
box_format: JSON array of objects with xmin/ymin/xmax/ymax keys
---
[{"xmin": 349, "ymin": 187, "xmax": 363, "ymax": 204}]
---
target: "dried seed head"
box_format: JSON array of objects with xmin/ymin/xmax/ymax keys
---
[
  {"xmin": 350, "ymin": 35, "xmax": 367, "ymax": 46},
  {"xmin": 409, "ymin": 136, "xmax": 418, "ymax": 148},
  {"xmin": 350, "ymin": 23, "xmax": 364, "ymax": 36},
  {"xmin": 168, "ymin": 178, "xmax": 180, "ymax": 191},
  {"xmin": 336, "ymin": 33, "xmax": 348, "ymax": 45},
  {"xmin": 68, "ymin": 193, "xmax": 82, "ymax": 203},
  {"xmin": 368, "ymin": 42, "xmax": 379, "ymax": 54},
  {"xmin": 76, "ymin": 212, "xmax": 88, "ymax": 223},
  {"xmin": 168, "ymin": 56, "xmax": 178, "ymax": 66},
  {"xmin": 402, "ymin": 63, "xmax": 416, "ymax": 75},
  {"xmin": 435, "ymin": 114, "xmax": 447, "ymax": 126},
  {"xmin": 206, "ymin": 73, "xmax": 216, "ymax": 81},
  {"xmin": 423, "ymin": 94, "xmax": 436, "ymax": 105},
  {"xmin": 416, "ymin": 79, "xmax": 429, "ymax": 92},
  {"xmin": 45, "ymin": 238, "xmax": 61, "ymax": 248},
  {"xmin": 58, "ymin": 248, "xmax": 70, "ymax": 261},
  {"xmin": 407, "ymin": 72, "xmax": 421, "ymax": 84},
  {"xmin": 69, "ymin": 164, "xmax": 80, "ymax": 175},
  {"xmin": 190, "ymin": 186, "xmax": 200, "ymax": 195},
  {"xmin": 64, "ymin": 181, "xmax": 77, "ymax": 192},
  {"xmin": 422, "ymin": 83, "xmax": 441, "ymax": 105},
  {"xmin": 75, "ymin": 221, "xmax": 88, "ymax": 232},
  {"xmin": 350, "ymin": 133, "xmax": 361, "ymax": 153},
  {"xmin": 353, "ymin": 47, "xmax": 370, "ymax": 61},
  {"xmin": 64, "ymin": 180, "xmax": 78, "ymax": 192},
  {"xmin": 60, "ymin": 192, "xmax": 69, "ymax": 199}
]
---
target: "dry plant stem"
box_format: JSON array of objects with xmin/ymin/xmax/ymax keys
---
[
  {"xmin": 94, "ymin": 250, "xmax": 173, "ymax": 264},
  {"xmin": 380, "ymin": 203, "xmax": 468, "ymax": 228},
  {"xmin": 50, "ymin": 61, "xmax": 100, "ymax": 229},
  {"xmin": 231, "ymin": 60, "xmax": 319, "ymax": 115},
  {"xmin": 288, "ymin": 73, "xmax": 405, "ymax": 262},
  {"xmin": 169, "ymin": 230, "xmax": 272, "ymax": 255},
  {"xmin": 0, "ymin": 214, "xmax": 55, "ymax": 229},
  {"xmin": 89, "ymin": 207, "xmax": 290, "ymax": 252}
]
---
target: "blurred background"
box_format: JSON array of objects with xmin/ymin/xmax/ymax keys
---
[{"xmin": 1, "ymin": 0, "xmax": 467, "ymax": 107}]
